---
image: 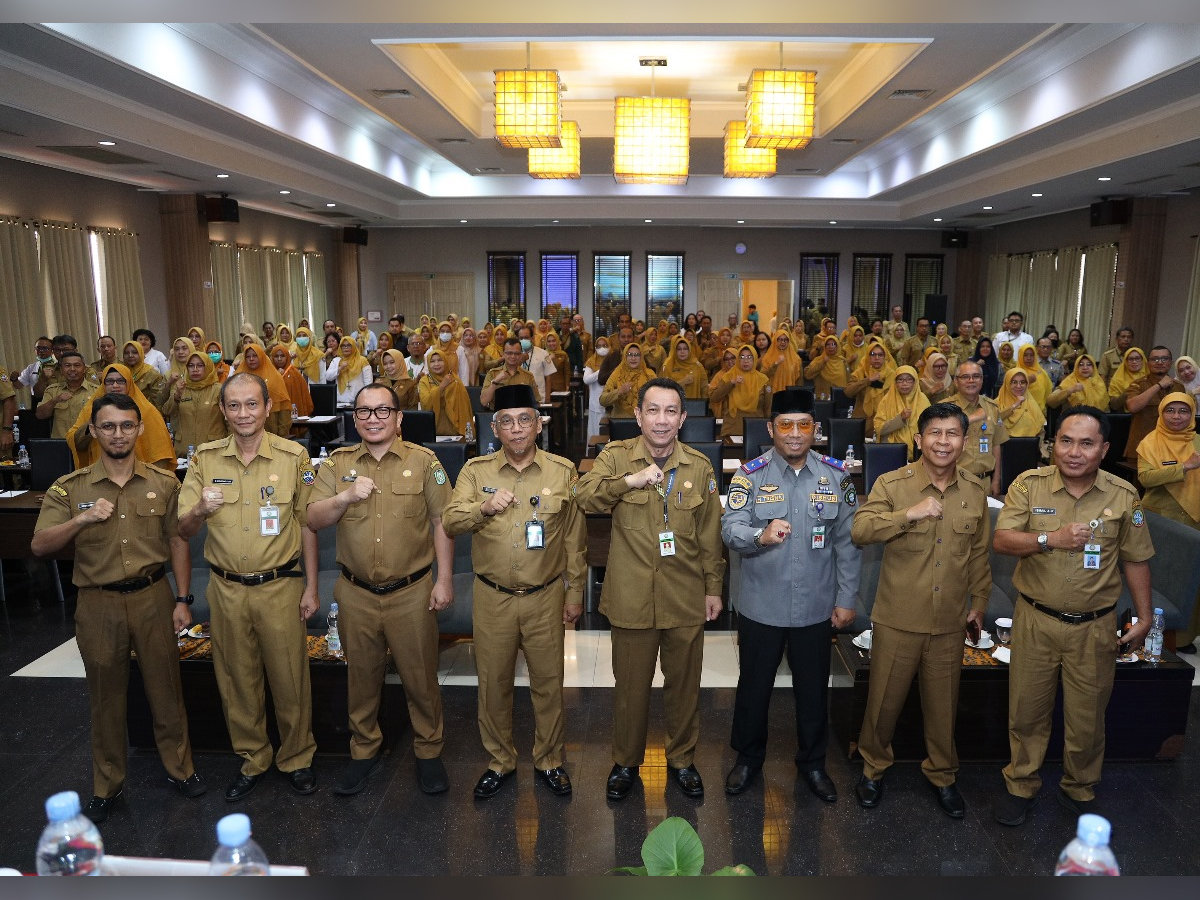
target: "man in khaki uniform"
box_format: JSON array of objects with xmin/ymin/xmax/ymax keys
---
[
  {"xmin": 1122, "ymin": 346, "xmax": 1183, "ymax": 460},
  {"xmin": 850, "ymin": 402, "xmax": 992, "ymax": 818},
  {"xmin": 1097, "ymin": 327, "xmax": 1134, "ymax": 384},
  {"xmin": 575, "ymin": 376, "xmax": 725, "ymax": 800},
  {"xmin": 952, "ymin": 320, "xmax": 977, "ymax": 363},
  {"xmin": 32, "ymin": 393, "xmax": 205, "ymax": 824},
  {"xmin": 887, "ymin": 305, "xmax": 910, "ymax": 341},
  {"xmin": 443, "ymin": 384, "xmax": 586, "ymax": 799},
  {"xmin": 179, "ymin": 372, "xmax": 321, "ymax": 802},
  {"xmin": 35, "ymin": 351, "xmax": 92, "ymax": 438},
  {"xmin": 992, "ymin": 406, "xmax": 1154, "ymax": 826},
  {"xmin": 899, "ymin": 318, "xmax": 935, "ymax": 368},
  {"xmin": 481, "ymin": 337, "xmax": 539, "ymax": 409},
  {"xmin": 307, "ymin": 382, "xmax": 455, "ymax": 796},
  {"xmin": 945, "ymin": 360, "xmax": 1008, "ymax": 497}
]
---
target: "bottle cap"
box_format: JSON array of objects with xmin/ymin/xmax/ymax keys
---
[
  {"xmin": 44, "ymin": 791, "xmax": 81, "ymax": 821},
  {"xmin": 1153, "ymin": 607, "xmax": 1163, "ymax": 615},
  {"xmin": 1076, "ymin": 813, "xmax": 1111, "ymax": 846},
  {"xmin": 330, "ymin": 602, "xmax": 338, "ymax": 613},
  {"xmin": 217, "ymin": 813, "xmax": 251, "ymax": 846}
]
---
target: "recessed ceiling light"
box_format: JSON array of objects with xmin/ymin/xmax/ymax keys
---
[
  {"xmin": 644, "ymin": 219, "xmax": 652, "ymax": 223},
  {"xmin": 829, "ymin": 221, "xmax": 837, "ymax": 225},
  {"xmin": 736, "ymin": 220, "xmax": 745, "ymax": 224},
  {"xmin": 216, "ymin": 173, "xmax": 229, "ymax": 179},
  {"xmin": 552, "ymin": 220, "xmax": 559, "ymax": 223},
  {"xmin": 1098, "ymin": 176, "xmax": 1111, "ymax": 181},
  {"xmin": 934, "ymin": 218, "xmax": 943, "ymax": 222},
  {"xmin": 460, "ymin": 220, "xmax": 468, "ymax": 224},
  {"xmin": 983, "ymin": 206, "xmax": 993, "ymax": 210},
  {"xmin": 279, "ymin": 190, "xmax": 291, "ymax": 195},
  {"xmin": 97, "ymin": 140, "xmax": 116, "ymax": 146},
  {"xmin": 1031, "ymin": 192, "xmax": 1042, "ymax": 197},
  {"xmin": 326, "ymin": 203, "xmax": 336, "ymax": 208}
]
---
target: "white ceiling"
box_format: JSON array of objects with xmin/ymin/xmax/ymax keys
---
[{"xmin": 1, "ymin": 18, "xmax": 1200, "ymax": 232}]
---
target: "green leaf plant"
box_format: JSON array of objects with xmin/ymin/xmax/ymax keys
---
[{"xmin": 612, "ymin": 817, "xmax": 756, "ymax": 876}]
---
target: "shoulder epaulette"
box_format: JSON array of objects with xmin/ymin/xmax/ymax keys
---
[
  {"xmin": 815, "ymin": 453, "xmax": 846, "ymax": 471},
  {"xmin": 195, "ymin": 437, "xmax": 229, "ymax": 453},
  {"xmin": 1101, "ymin": 470, "xmax": 1139, "ymax": 495},
  {"xmin": 740, "ymin": 454, "xmax": 769, "ymax": 474}
]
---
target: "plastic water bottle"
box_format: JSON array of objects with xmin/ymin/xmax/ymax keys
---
[
  {"xmin": 208, "ymin": 813, "xmax": 270, "ymax": 876},
  {"xmin": 485, "ymin": 441, "xmax": 495, "ymax": 455},
  {"xmin": 16, "ymin": 445, "xmax": 29, "ymax": 468},
  {"xmin": 318, "ymin": 446, "xmax": 329, "ymax": 465},
  {"xmin": 36, "ymin": 790, "xmax": 104, "ymax": 876},
  {"xmin": 844, "ymin": 445, "xmax": 855, "ymax": 464},
  {"xmin": 1054, "ymin": 814, "xmax": 1120, "ymax": 876},
  {"xmin": 464, "ymin": 419, "xmax": 474, "ymax": 443},
  {"xmin": 11, "ymin": 421, "xmax": 19, "ymax": 445},
  {"xmin": 291, "ymin": 403, "xmax": 299, "ymax": 421},
  {"xmin": 326, "ymin": 602, "xmax": 341, "ymax": 656},
  {"xmin": 846, "ymin": 404, "xmax": 854, "ymax": 418},
  {"xmin": 1145, "ymin": 607, "xmax": 1165, "ymax": 664},
  {"xmin": 186, "ymin": 445, "xmax": 195, "ymax": 467}
]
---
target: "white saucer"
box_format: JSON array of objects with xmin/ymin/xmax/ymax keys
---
[{"xmin": 966, "ymin": 631, "xmax": 994, "ymax": 650}]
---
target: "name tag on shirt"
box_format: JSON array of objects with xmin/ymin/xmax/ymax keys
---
[
  {"xmin": 260, "ymin": 504, "xmax": 280, "ymax": 537},
  {"xmin": 659, "ymin": 531, "xmax": 676, "ymax": 556},
  {"xmin": 1083, "ymin": 543, "xmax": 1101, "ymax": 570},
  {"xmin": 812, "ymin": 525, "xmax": 826, "ymax": 550}
]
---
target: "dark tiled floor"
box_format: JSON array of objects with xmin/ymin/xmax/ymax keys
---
[{"xmin": 1, "ymin": 563, "xmax": 1200, "ymax": 876}]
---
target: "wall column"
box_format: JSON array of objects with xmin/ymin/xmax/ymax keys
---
[
  {"xmin": 158, "ymin": 194, "xmax": 214, "ymax": 339},
  {"xmin": 1109, "ymin": 197, "xmax": 1167, "ymax": 346}
]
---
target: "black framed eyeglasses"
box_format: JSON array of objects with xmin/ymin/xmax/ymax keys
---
[{"xmin": 353, "ymin": 406, "xmax": 398, "ymax": 421}]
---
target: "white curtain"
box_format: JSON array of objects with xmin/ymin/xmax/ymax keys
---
[
  {"xmin": 1052, "ymin": 245, "xmax": 1084, "ymax": 331},
  {"xmin": 1003, "ymin": 254, "xmax": 1031, "ymax": 329},
  {"xmin": 984, "ymin": 254, "xmax": 1008, "ymax": 331},
  {"xmin": 37, "ymin": 220, "xmax": 98, "ymax": 344},
  {"xmin": 1078, "ymin": 243, "xmax": 1119, "ymax": 356},
  {"xmin": 304, "ymin": 252, "xmax": 327, "ymax": 329},
  {"xmin": 91, "ymin": 227, "xmax": 147, "ymax": 343},
  {"xmin": 1024, "ymin": 251, "xmax": 1058, "ymax": 338},
  {"xmin": 1180, "ymin": 237, "xmax": 1200, "ymax": 359},
  {"xmin": 237, "ymin": 246, "xmax": 269, "ymax": 334},
  {"xmin": 209, "ymin": 242, "xmax": 242, "ymax": 351},
  {"xmin": 283, "ymin": 251, "xmax": 306, "ymax": 328},
  {"xmin": 0, "ymin": 217, "xmax": 45, "ymax": 387}
]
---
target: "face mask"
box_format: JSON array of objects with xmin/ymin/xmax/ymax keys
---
[
  {"xmin": 596, "ymin": 347, "xmax": 610, "ymax": 357},
  {"xmin": 439, "ymin": 332, "xmax": 451, "ymax": 343},
  {"xmin": 520, "ymin": 339, "xmax": 532, "ymax": 352},
  {"xmin": 208, "ymin": 352, "xmax": 222, "ymax": 364},
  {"xmin": 38, "ymin": 354, "xmax": 54, "ymax": 364},
  {"xmin": 296, "ymin": 337, "xmax": 310, "ymax": 348}
]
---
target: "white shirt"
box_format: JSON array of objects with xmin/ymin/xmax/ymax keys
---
[
  {"xmin": 144, "ymin": 347, "xmax": 170, "ymax": 377},
  {"xmin": 323, "ymin": 357, "xmax": 375, "ymax": 407},
  {"xmin": 523, "ymin": 345, "xmax": 556, "ymax": 403},
  {"xmin": 993, "ymin": 330, "xmax": 1034, "ymax": 353}
]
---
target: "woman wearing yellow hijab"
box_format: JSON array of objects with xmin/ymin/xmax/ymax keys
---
[
  {"xmin": 873, "ymin": 366, "xmax": 931, "ymax": 462},
  {"xmin": 352, "ymin": 317, "xmax": 377, "ymax": 354},
  {"xmin": 838, "ymin": 315, "xmax": 861, "ymax": 351},
  {"xmin": 324, "ymin": 335, "xmax": 374, "ymax": 409},
  {"xmin": 843, "ymin": 325, "xmax": 871, "ymax": 372},
  {"xmin": 803, "ymin": 335, "xmax": 849, "ymax": 399},
  {"xmin": 599, "ymin": 342, "xmax": 653, "ymax": 419},
  {"xmin": 1048, "ymin": 353, "xmax": 1107, "ymax": 410},
  {"xmin": 758, "ymin": 330, "xmax": 803, "ymax": 393},
  {"xmin": 481, "ymin": 325, "xmax": 508, "ymax": 377},
  {"xmin": 919, "ymin": 351, "xmax": 954, "ymax": 402},
  {"xmin": 710, "ymin": 343, "xmax": 771, "ymax": 441},
  {"xmin": 167, "ymin": 336, "xmax": 197, "ymax": 384},
  {"xmin": 292, "ymin": 326, "xmax": 322, "ymax": 383},
  {"xmin": 996, "ymin": 366, "xmax": 1047, "ymax": 439},
  {"xmin": 236, "ymin": 342, "xmax": 294, "ymax": 437},
  {"xmin": 377, "ymin": 348, "xmax": 419, "ymax": 409},
  {"xmin": 274, "ymin": 323, "xmax": 297, "ymax": 357},
  {"xmin": 120, "ymin": 340, "xmax": 165, "ymax": 401},
  {"xmin": 997, "ymin": 340, "xmax": 1017, "ymax": 372},
  {"xmin": 1107, "ymin": 346, "xmax": 1146, "ymax": 412},
  {"xmin": 846, "ymin": 340, "xmax": 896, "ymax": 439},
  {"xmin": 66, "ymin": 363, "xmax": 176, "ymax": 470},
  {"xmin": 271, "ymin": 343, "xmax": 314, "ymax": 419},
  {"xmin": 1015, "ymin": 344, "xmax": 1049, "ymax": 409},
  {"xmin": 419, "ymin": 348, "xmax": 473, "ymax": 436},
  {"xmin": 161, "ymin": 351, "xmax": 226, "ymax": 455},
  {"xmin": 663, "ymin": 335, "xmax": 710, "ymax": 401},
  {"xmin": 1137, "ymin": 392, "xmax": 1200, "ymax": 650},
  {"xmin": 434, "ymin": 320, "xmax": 458, "ymax": 358},
  {"xmin": 186, "ymin": 325, "xmax": 206, "ymax": 349}
]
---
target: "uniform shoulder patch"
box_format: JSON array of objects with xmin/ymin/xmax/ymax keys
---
[
  {"xmin": 708, "ymin": 477, "xmax": 717, "ymax": 494},
  {"xmin": 727, "ymin": 489, "xmax": 748, "ymax": 510},
  {"xmin": 1132, "ymin": 503, "xmax": 1145, "ymax": 527},
  {"xmin": 741, "ymin": 455, "xmax": 769, "ymax": 475},
  {"xmin": 431, "ymin": 459, "xmax": 448, "ymax": 485},
  {"xmin": 301, "ymin": 466, "xmax": 316, "ymax": 485},
  {"xmin": 817, "ymin": 454, "xmax": 846, "ymax": 471},
  {"xmin": 729, "ymin": 473, "xmax": 753, "ymax": 492}
]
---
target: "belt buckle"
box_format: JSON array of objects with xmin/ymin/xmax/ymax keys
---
[
  {"xmin": 1061, "ymin": 610, "xmax": 1085, "ymax": 623},
  {"xmin": 244, "ymin": 572, "xmax": 268, "ymax": 586},
  {"xmin": 511, "ymin": 586, "xmax": 529, "ymax": 596}
]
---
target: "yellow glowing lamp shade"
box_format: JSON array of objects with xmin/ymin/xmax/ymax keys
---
[
  {"xmin": 528, "ymin": 121, "xmax": 580, "ymax": 179},
  {"xmin": 612, "ymin": 96, "xmax": 690, "ymax": 185},
  {"xmin": 494, "ymin": 69, "xmax": 562, "ymax": 148},
  {"xmin": 723, "ymin": 120, "xmax": 776, "ymax": 178},
  {"xmin": 745, "ymin": 69, "xmax": 816, "ymax": 150}
]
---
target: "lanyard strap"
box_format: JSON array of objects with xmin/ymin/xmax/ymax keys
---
[{"xmin": 655, "ymin": 469, "xmax": 677, "ymax": 527}]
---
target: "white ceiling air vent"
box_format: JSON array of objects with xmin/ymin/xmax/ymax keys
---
[
  {"xmin": 370, "ymin": 89, "xmax": 413, "ymax": 98},
  {"xmin": 888, "ymin": 89, "xmax": 934, "ymax": 100}
]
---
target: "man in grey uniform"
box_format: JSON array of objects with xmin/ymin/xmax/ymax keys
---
[{"xmin": 721, "ymin": 388, "xmax": 859, "ymax": 799}]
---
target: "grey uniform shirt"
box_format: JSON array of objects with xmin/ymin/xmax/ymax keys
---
[{"xmin": 722, "ymin": 449, "xmax": 861, "ymax": 628}]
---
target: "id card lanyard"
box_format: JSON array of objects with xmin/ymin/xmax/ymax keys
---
[
  {"xmin": 525, "ymin": 495, "xmax": 545, "ymax": 550},
  {"xmin": 1083, "ymin": 517, "xmax": 1102, "ymax": 570},
  {"xmin": 259, "ymin": 485, "xmax": 280, "ymax": 537},
  {"xmin": 656, "ymin": 469, "xmax": 677, "ymax": 557}
]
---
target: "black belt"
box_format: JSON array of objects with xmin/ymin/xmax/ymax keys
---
[
  {"xmin": 341, "ymin": 564, "xmax": 431, "ymax": 595},
  {"xmin": 1021, "ymin": 594, "xmax": 1116, "ymax": 624},
  {"xmin": 476, "ymin": 573, "xmax": 556, "ymax": 597},
  {"xmin": 210, "ymin": 558, "xmax": 302, "ymax": 586},
  {"xmin": 98, "ymin": 566, "xmax": 166, "ymax": 594}
]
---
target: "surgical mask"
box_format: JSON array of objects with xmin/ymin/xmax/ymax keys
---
[
  {"xmin": 439, "ymin": 332, "xmax": 451, "ymax": 343},
  {"xmin": 520, "ymin": 339, "xmax": 532, "ymax": 352},
  {"xmin": 208, "ymin": 351, "xmax": 223, "ymax": 364},
  {"xmin": 296, "ymin": 337, "xmax": 310, "ymax": 348},
  {"xmin": 38, "ymin": 354, "xmax": 55, "ymax": 364},
  {"xmin": 596, "ymin": 347, "xmax": 610, "ymax": 357}
]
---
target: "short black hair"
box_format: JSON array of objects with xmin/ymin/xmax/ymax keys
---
[
  {"xmin": 1150, "ymin": 345, "xmax": 1172, "ymax": 357},
  {"xmin": 1056, "ymin": 404, "xmax": 1110, "ymax": 441},
  {"xmin": 220, "ymin": 372, "xmax": 269, "ymax": 405},
  {"xmin": 58, "ymin": 351, "xmax": 84, "ymax": 364},
  {"xmin": 355, "ymin": 382, "xmax": 400, "ymax": 409},
  {"xmin": 91, "ymin": 391, "xmax": 140, "ymax": 423},
  {"xmin": 1007, "ymin": 310, "xmax": 1024, "ymax": 321},
  {"xmin": 918, "ymin": 402, "xmax": 969, "ymax": 435},
  {"xmin": 637, "ymin": 376, "xmax": 685, "ymax": 410},
  {"xmin": 97, "ymin": 335, "xmax": 115, "ymax": 346},
  {"xmin": 131, "ymin": 328, "xmax": 156, "ymax": 346},
  {"xmin": 52, "ymin": 334, "xmax": 78, "ymax": 348},
  {"xmin": 389, "ymin": 315, "xmax": 403, "ymax": 326},
  {"xmin": 503, "ymin": 336, "xmax": 523, "ymax": 350},
  {"xmin": 1116, "ymin": 326, "xmax": 1134, "ymax": 337}
]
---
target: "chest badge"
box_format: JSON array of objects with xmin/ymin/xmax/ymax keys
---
[
  {"xmin": 403, "ymin": 469, "xmax": 412, "ymax": 478},
  {"xmin": 146, "ymin": 491, "xmax": 156, "ymax": 500},
  {"xmin": 759, "ymin": 483, "xmax": 779, "ymax": 493}
]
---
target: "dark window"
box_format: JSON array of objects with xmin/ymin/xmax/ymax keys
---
[
  {"xmin": 593, "ymin": 252, "xmax": 631, "ymax": 339},
  {"xmin": 540, "ymin": 252, "xmax": 578, "ymax": 322},
  {"xmin": 904, "ymin": 255, "xmax": 945, "ymax": 323},
  {"xmin": 646, "ymin": 252, "xmax": 684, "ymax": 329},
  {"xmin": 851, "ymin": 254, "xmax": 892, "ymax": 325},
  {"xmin": 799, "ymin": 253, "xmax": 839, "ymax": 329},
  {"xmin": 487, "ymin": 252, "xmax": 526, "ymax": 325}
]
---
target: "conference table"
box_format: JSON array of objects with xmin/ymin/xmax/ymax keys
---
[{"xmin": 0, "ymin": 490, "xmax": 67, "ymax": 603}]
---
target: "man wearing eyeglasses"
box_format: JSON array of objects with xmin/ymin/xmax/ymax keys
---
[
  {"xmin": 1123, "ymin": 346, "xmax": 1183, "ymax": 460},
  {"xmin": 721, "ymin": 388, "xmax": 860, "ymax": 801},
  {"xmin": 481, "ymin": 337, "xmax": 539, "ymax": 409},
  {"xmin": 307, "ymin": 383, "xmax": 455, "ymax": 796},
  {"xmin": 34, "ymin": 392, "xmax": 205, "ymax": 824},
  {"xmin": 945, "ymin": 360, "xmax": 1008, "ymax": 498},
  {"xmin": 442, "ymin": 384, "xmax": 585, "ymax": 799}
]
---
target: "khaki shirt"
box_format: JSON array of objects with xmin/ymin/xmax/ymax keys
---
[
  {"xmin": 945, "ymin": 392, "xmax": 1008, "ymax": 476},
  {"xmin": 899, "ymin": 335, "xmax": 935, "ymax": 368},
  {"xmin": 180, "ymin": 432, "xmax": 315, "ymax": 573},
  {"xmin": 46, "ymin": 383, "xmax": 92, "ymax": 439},
  {"xmin": 851, "ymin": 462, "xmax": 992, "ymax": 634},
  {"xmin": 997, "ymin": 466, "xmax": 1154, "ymax": 610},
  {"xmin": 480, "ymin": 367, "xmax": 537, "ymax": 409},
  {"xmin": 161, "ymin": 383, "xmax": 226, "ymax": 454},
  {"xmin": 0, "ymin": 372, "xmax": 16, "ymax": 404},
  {"xmin": 1125, "ymin": 375, "xmax": 1183, "ymax": 455},
  {"xmin": 952, "ymin": 336, "xmax": 977, "ymax": 362},
  {"xmin": 1098, "ymin": 347, "xmax": 1124, "ymax": 384},
  {"xmin": 574, "ymin": 437, "xmax": 725, "ymax": 628},
  {"xmin": 309, "ymin": 439, "xmax": 449, "ymax": 583},
  {"xmin": 35, "ymin": 460, "xmax": 179, "ymax": 588},
  {"xmin": 442, "ymin": 447, "xmax": 585, "ymax": 605}
]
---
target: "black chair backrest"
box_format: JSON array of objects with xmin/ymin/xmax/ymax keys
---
[
  {"xmin": 830, "ymin": 386, "xmax": 852, "ymax": 419},
  {"xmin": 813, "ymin": 399, "xmax": 833, "ymax": 437},
  {"xmin": 742, "ymin": 417, "xmax": 771, "ymax": 459},
  {"xmin": 829, "ymin": 417, "xmax": 866, "ymax": 462},
  {"xmin": 308, "ymin": 383, "xmax": 336, "ymax": 416},
  {"xmin": 474, "ymin": 411, "xmax": 494, "ymax": 453},
  {"xmin": 339, "ymin": 410, "xmax": 361, "ymax": 444},
  {"xmin": 399, "ymin": 409, "xmax": 436, "ymax": 446},
  {"xmin": 30, "ymin": 438, "xmax": 73, "ymax": 492},
  {"xmin": 466, "ymin": 384, "xmax": 487, "ymax": 414},
  {"xmin": 1000, "ymin": 436, "xmax": 1042, "ymax": 496},
  {"xmin": 679, "ymin": 416, "xmax": 717, "ymax": 443},
  {"xmin": 18, "ymin": 408, "xmax": 52, "ymax": 442},
  {"xmin": 608, "ymin": 418, "xmax": 641, "ymax": 442},
  {"xmin": 423, "ymin": 441, "xmax": 466, "ymax": 487},
  {"xmin": 683, "ymin": 398, "xmax": 709, "ymax": 418},
  {"xmin": 687, "ymin": 442, "xmax": 723, "ymax": 487},
  {"xmin": 863, "ymin": 442, "xmax": 909, "ymax": 494},
  {"xmin": 1101, "ymin": 413, "xmax": 1131, "ymax": 471}
]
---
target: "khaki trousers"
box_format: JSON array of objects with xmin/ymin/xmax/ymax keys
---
[
  {"xmin": 1003, "ymin": 602, "xmax": 1116, "ymax": 801},
  {"xmin": 74, "ymin": 582, "xmax": 194, "ymax": 798},
  {"xmin": 473, "ymin": 578, "xmax": 566, "ymax": 773},
  {"xmin": 335, "ymin": 572, "xmax": 443, "ymax": 760},
  {"xmin": 857, "ymin": 623, "xmax": 964, "ymax": 786},
  {"xmin": 610, "ymin": 623, "xmax": 704, "ymax": 769},
  {"xmin": 207, "ymin": 575, "xmax": 316, "ymax": 775}
]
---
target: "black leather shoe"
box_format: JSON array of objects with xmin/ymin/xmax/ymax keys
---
[
  {"xmin": 333, "ymin": 756, "xmax": 382, "ymax": 796},
  {"xmin": 668, "ymin": 765, "xmax": 705, "ymax": 798},
  {"xmin": 536, "ymin": 766, "xmax": 572, "ymax": 795},
  {"xmin": 288, "ymin": 766, "xmax": 317, "ymax": 795},
  {"xmin": 725, "ymin": 763, "xmax": 759, "ymax": 795},
  {"xmin": 993, "ymin": 791, "xmax": 1037, "ymax": 826},
  {"xmin": 931, "ymin": 781, "xmax": 965, "ymax": 818},
  {"xmin": 855, "ymin": 775, "xmax": 883, "ymax": 808},
  {"xmin": 1176, "ymin": 643, "xmax": 1197, "ymax": 654},
  {"xmin": 83, "ymin": 790, "xmax": 122, "ymax": 824},
  {"xmin": 473, "ymin": 768, "xmax": 513, "ymax": 799},
  {"xmin": 802, "ymin": 769, "xmax": 838, "ymax": 803},
  {"xmin": 1057, "ymin": 788, "xmax": 1100, "ymax": 816},
  {"xmin": 224, "ymin": 772, "xmax": 261, "ymax": 802},
  {"xmin": 166, "ymin": 772, "xmax": 207, "ymax": 799},
  {"xmin": 606, "ymin": 764, "xmax": 638, "ymax": 800},
  {"xmin": 417, "ymin": 757, "xmax": 449, "ymax": 794}
]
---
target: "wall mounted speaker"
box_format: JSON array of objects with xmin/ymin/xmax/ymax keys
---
[{"xmin": 343, "ymin": 226, "xmax": 368, "ymax": 245}]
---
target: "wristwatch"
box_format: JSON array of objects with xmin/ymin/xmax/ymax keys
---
[
  {"xmin": 752, "ymin": 527, "xmax": 765, "ymax": 548},
  {"xmin": 1037, "ymin": 532, "xmax": 1050, "ymax": 552},
  {"xmin": 176, "ymin": 594, "xmax": 195, "ymax": 605}
]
